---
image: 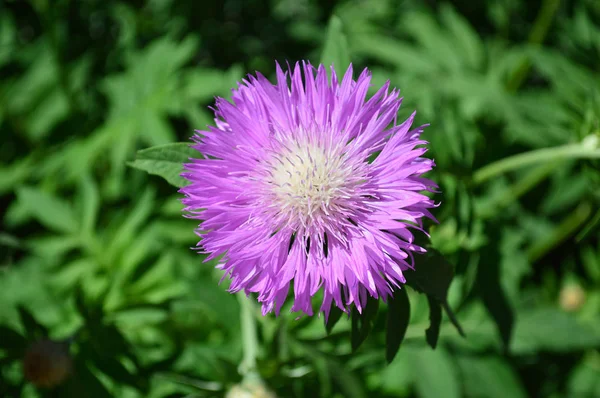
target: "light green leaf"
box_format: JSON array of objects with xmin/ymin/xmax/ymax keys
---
[
  {"xmin": 412, "ymin": 345, "xmax": 460, "ymax": 398},
  {"xmin": 320, "ymin": 16, "xmax": 350, "ymax": 76},
  {"xmin": 184, "ymin": 65, "xmax": 244, "ymax": 103},
  {"xmin": 0, "ymin": 156, "xmax": 34, "ymax": 194},
  {"xmin": 77, "ymin": 174, "xmax": 100, "ymax": 236},
  {"xmin": 439, "ymin": 4, "xmax": 484, "ymax": 69},
  {"xmin": 128, "ymin": 143, "xmax": 198, "ymax": 187},
  {"xmin": 511, "ymin": 307, "xmax": 600, "ymax": 354},
  {"xmin": 106, "ymin": 188, "xmax": 155, "ymax": 264},
  {"xmin": 568, "ymin": 352, "xmax": 600, "ymax": 398},
  {"xmin": 29, "ymin": 235, "xmax": 81, "ymax": 260},
  {"xmin": 16, "ymin": 186, "xmax": 78, "ymax": 233},
  {"xmin": 456, "ymin": 355, "xmax": 527, "ymax": 398}
]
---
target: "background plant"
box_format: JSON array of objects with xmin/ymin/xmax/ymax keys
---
[{"xmin": 1, "ymin": 0, "xmax": 599, "ymax": 397}]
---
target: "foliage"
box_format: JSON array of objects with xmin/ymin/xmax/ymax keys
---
[{"xmin": 1, "ymin": 0, "xmax": 600, "ymax": 397}]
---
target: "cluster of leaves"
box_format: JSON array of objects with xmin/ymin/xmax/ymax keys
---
[{"xmin": 2, "ymin": 0, "xmax": 600, "ymax": 397}]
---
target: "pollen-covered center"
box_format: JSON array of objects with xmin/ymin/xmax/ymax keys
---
[{"xmin": 265, "ymin": 140, "xmax": 363, "ymax": 231}]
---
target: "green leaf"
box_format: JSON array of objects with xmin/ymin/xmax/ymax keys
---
[
  {"xmin": 568, "ymin": 353, "xmax": 600, "ymax": 398},
  {"xmin": 425, "ymin": 295, "xmax": 442, "ymax": 349},
  {"xmin": 510, "ymin": 307, "xmax": 600, "ymax": 354},
  {"xmin": 406, "ymin": 249, "xmax": 465, "ymax": 337},
  {"xmin": 351, "ymin": 297, "xmax": 379, "ymax": 351},
  {"xmin": 386, "ymin": 287, "xmax": 410, "ymax": 363},
  {"xmin": 476, "ymin": 231, "xmax": 515, "ymax": 349},
  {"xmin": 29, "ymin": 235, "xmax": 81, "ymax": 260},
  {"xmin": 16, "ymin": 186, "xmax": 78, "ymax": 233},
  {"xmin": 320, "ymin": 15, "xmax": 350, "ymax": 76},
  {"xmin": 456, "ymin": 355, "xmax": 527, "ymax": 398},
  {"xmin": 412, "ymin": 345, "xmax": 460, "ymax": 398},
  {"xmin": 128, "ymin": 143, "xmax": 198, "ymax": 187},
  {"xmin": 83, "ymin": 342, "xmax": 145, "ymax": 391},
  {"xmin": 324, "ymin": 303, "xmax": 344, "ymax": 334},
  {"xmin": 18, "ymin": 305, "xmax": 48, "ymax": 340},
  {"xmin": 295, "ymin": 339, "xmax": 366, "ymax": 398},
  {"xmin": 184, "ymin": 65, "xmax": 244, "ymax": 102},
  {"xmin": 439, "ymin": 4, "xmax": 484, "ymax": 69},
  {"xmin": 0, "ymin": 156, "xmax": 33, "ymax": 195},
  {"xmin": 0, "ymin": 326, "xmax": 26, "ymax": 358},
  {"xmin": 406, "ymin": 249, "xmax": 453, "ymax": 301},
  {"xmin": 77, "ymin": 174, "xmax": 100, "ymax": 235},
  {"xmin": 62, "ymin": 359, "xmax": 112, "ymax": 398}
]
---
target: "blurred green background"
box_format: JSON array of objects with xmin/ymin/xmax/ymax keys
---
[{"xmin": 1, "ymin": 0, "xmax": 600, "ymax": 397}]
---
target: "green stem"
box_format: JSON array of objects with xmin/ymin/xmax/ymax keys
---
[
  {"xmin": 527, "ymin": 202, "xmax": 592, "ymax": 263},
  {"xmin": 506, "ymin": 0, "xmax": 561, "ymax": 92},
  {"xmin": 473, "ymin": 139, "xmax": 600, "ymax": 185},
  {"xmin": 237, "ymin": 293, "xmax": 260, "ymax": 382},
  {"xmin": 478, "ymin": 162, "xmax": 560, "ymax": 219}
]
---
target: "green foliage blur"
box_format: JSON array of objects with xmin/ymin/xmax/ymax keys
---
[{"xmin": 1, "ymin": 0, "xmax": 600, "ymax": 397}]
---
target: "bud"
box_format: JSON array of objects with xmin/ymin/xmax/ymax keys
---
[
  {"xmin": 559, "ymin": 284, "xmax": 586, "ymax": 312},
  {"xmin": 22, "ymin": 339, "xmax": 72, "ymax": 388}
]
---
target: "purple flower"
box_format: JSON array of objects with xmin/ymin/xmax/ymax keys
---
[{"xmin": 181, "ymin": 62, "xmax": 436, "ymax": 317}]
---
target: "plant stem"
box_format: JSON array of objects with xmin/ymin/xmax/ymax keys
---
[
  {"xmin": 237, "ymin": 293, "xmax": 261, "ymax": 382},
  {"xmin": 472, "ymin": 140, "xmax": 600, "ymax": 185},
  {"xmin": 527, "ymin": 202, "xmax": 592, "ymax": 263},
  {"xmin": 478, "ymin": 162, "xmax": 560, "ymax": 219}
]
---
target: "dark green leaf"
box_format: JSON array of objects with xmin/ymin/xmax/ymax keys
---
[
  {"xmin": 406, "ymin": 249, "xmax": 465, "ymax": 337},
  {"xmin": 18, "ymin": 305, "xmax": 48, "ymax": 340},
  {"xmin": 325, "ymin": 303, "xmax": 344, "ymax": 335},
  {"xmin": 441, "ymin": 301, "xmax": 466, "ymax": 337},
  {"xmin": 405, "ymin": 248, "xmax": 454, "ymax": 301},
  {"xmin": 386, "ymin": 287, "xmax": 410, "ymax": 363},
  {"xmin": 425, "ymin": 295, "xmax": 442, "ymax": 349},
  {"xmin": 476, "ymin": 233, "xmax": 514, "ymax": 349},
  {"xmin": 84, "ymin": 344, "xmax": 145, "ymax": 391},
  {"xmin": 61, "ymin": 360, "xmax": 112, "ymax": 398},
  {"xmin": 351, "ymin": 297, "xmax": 379, "ymax": 351},
  {"xmin": 320, "ymin": 15, "xmax": 350, "ymax": 76},
  {"xmin": 128, "ymin": 143, "xmax": 198, "ymax": 187},
  {"xmin": 0, "ymin": 326, "xmax": 26, "ymax": 358},
  {"xmin": 295, "ymin": 339, "xmax": 366, "ymax": 398}
]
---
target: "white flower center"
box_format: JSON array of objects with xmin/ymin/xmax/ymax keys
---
[{"xmin": 264, "ymin": 140, "xmax": 360, "ymax": 231}]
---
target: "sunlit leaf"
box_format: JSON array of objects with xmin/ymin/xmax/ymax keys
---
[
  {"xmin": 412, "ymin": 345, "xmax": 460, "ymax": 398},
  {"xmin": 129, "ymin": 143, "xmax": 198, "ymax": 187},
  {"xmin": 511, "ymin": 307, "xmax": 600, "ymax": 354},
  {"xmin": 16, "ymin": 186, "xmax": 78, "ymax": 233},
  {"xmin": 320, "ymin": 15, "xmax": 350, "ymax": 75},
  {"xmin": 456, "ymin": 355, "xmax": 527, "ymax": 398}
]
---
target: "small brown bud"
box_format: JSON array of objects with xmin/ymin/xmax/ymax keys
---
[{"xmin": 23, "ymin": 339, "xmax": 72, "ymax": 388}]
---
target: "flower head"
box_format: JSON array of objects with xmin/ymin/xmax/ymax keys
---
[{"xmin": 182, "ymin": 62, "xmax": 436, "ymax": 317}]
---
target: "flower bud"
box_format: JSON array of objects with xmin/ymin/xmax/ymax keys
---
[
  {"xmin": 559, "ymin": 284, "xmax": 586, "ymax": 312},
  {"xmin": 225, "ymin": 381, "xmax": 277, "ymax": 398},
  {"xmin": 23, "ymin": 339, "xmax": 72, "ymax": 388}
]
